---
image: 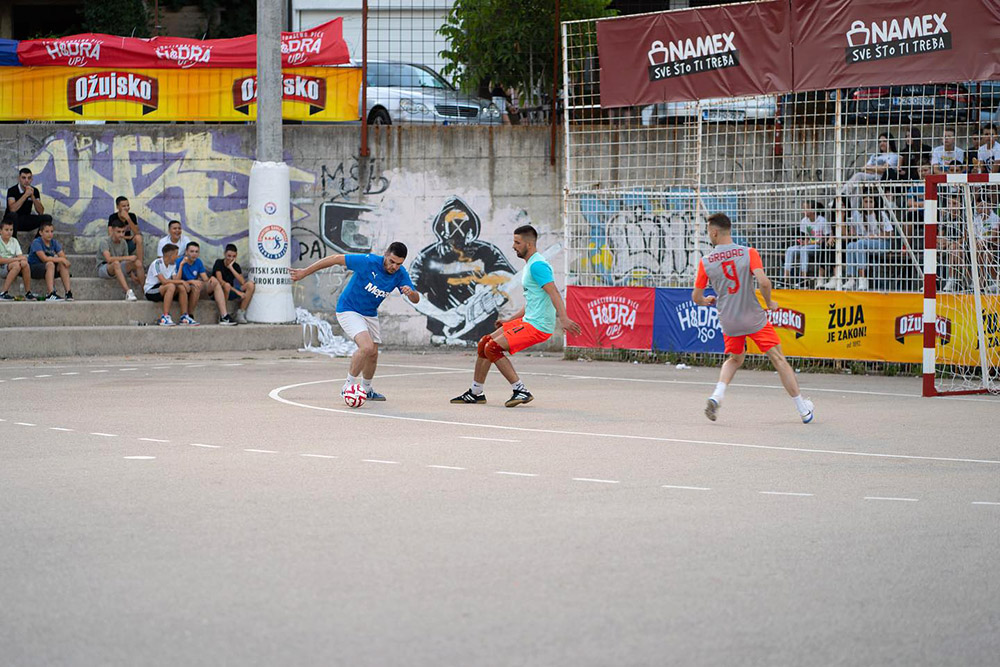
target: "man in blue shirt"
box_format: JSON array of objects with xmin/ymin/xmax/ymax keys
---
[
  {"xmin": 451, "ymin": 225, "xmax": 581, "ymax": 407},
  {"xmin": 291, "ymin": 242, "xmax": 420, "ymax": 401},
  {"xmin": 175, "ymin": 241, "xmax": 235, "ymax": 326}
]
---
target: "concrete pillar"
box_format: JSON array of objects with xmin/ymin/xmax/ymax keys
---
[{"xmin": 257, "ymin": 0, "xmax": 282, "ymax": 162}]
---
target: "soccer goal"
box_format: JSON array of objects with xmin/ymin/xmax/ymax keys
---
[{"xmin": 923, "ymin": 174, "xmax": 1000, "ymax": 397}]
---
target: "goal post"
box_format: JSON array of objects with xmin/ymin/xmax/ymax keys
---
[{"xmin": 922, "ymin": 173, "xmax": 1000, "ymax": 397}]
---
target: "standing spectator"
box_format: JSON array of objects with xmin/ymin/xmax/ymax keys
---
[
  {"xmin": 897, "ymin": 127, "xmax": 932, "ymax": 181},
  {"xmin": 0, "ymin": 218, "xmax": 34, "ymax": 300},
  {"xmin": 843, "ymin": 194, "xmax": 893, "ymax": 291},
  {"xmin": 108, "ymin": 196, "xmax": 144, "ymax": 269},
  {"xmin": 97, "ymin": 218, "xmax": 145, "ymax": 301},
  {"xmin": 144, "ymin": 243, "xmax": 189, "ymax": 326},
  {"xmin": 212, "ymin": 243, "xmax": 255, "ymax": 324},
  {"xmin": 175, "ymin": 241, "xmax": 236, "ymax": 326},
  {"xmin": 973, "ymin": 124, "xmax": 1000, "ymax": 174},
  {"xmin": 156, "ymin": 220, "xmax": 192, "ymax": 258},
  {"xmin": 782, "ymin": 201, "xmax": 831, "ymax": 289},
  {"xmin": 27, "ymin": 221, "xmax": 72, "ymax": 301},
  {"xmin": 838, "ymin": 133, "xmax": 899, "ymax": 210},
  {"xmin": 931, "ymin": 129, "xmax": 965, "ymax": 174},
  {"xmin": 5, "ymin": 168, "xmax": 52, "ymax": 239}
]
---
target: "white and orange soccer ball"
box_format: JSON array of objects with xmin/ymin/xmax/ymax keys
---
[{"xmin": 343, "ymin": 383, "xmax": 367, "ymax": 408}]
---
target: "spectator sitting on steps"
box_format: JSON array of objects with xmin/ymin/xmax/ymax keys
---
[
  {"xmin": 212, "ymin": 243, "xmax": 255, "ymax": 325},
  {"xmin": 175, "ymin": 241, "xmax": 236, "ymax": 326},
  {"xmin": 27, "ymin": 221, "xmax": 72, "ymax": 301},
  {"xmin": 5, "ymin": 167, "xmax": 53, "ymax": 240},
  {"xmin": 931, "ymin": 129, "xmax": 965, "ymax": 174},
  {"xmin": 836, "ymin": 132, "xmax": 899, "ymax": 211},
  {"xmin": 843, "ymin": 194, "xmax": 893, "ymax": 292},
  {"xmin": 157, "ymin": 219, "xmax": 192, "ymax": 258},
  {"xmin": 0, "ymin": 218, "xmax": 34, "ymax": 300},
  {"xmin": 782, "ymin": 200, "xmax": 831, "ymax": 289},
  {"xmin": 144, "ymin": 243, "xmax": 190, "ymax": 326},
  {"xmin": 109, "ymin": 196, "xmax": 144, "ymax": 269},
  {"xmin": 97, "ymin": 218, "xmax": 145, "ymax": 302}
]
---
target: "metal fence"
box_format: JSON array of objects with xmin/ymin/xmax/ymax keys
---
[{"xmin": 561, "ymin": 16, "xmax": 1000, "ymax": 294}]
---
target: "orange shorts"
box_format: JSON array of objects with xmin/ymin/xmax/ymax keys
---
[
  {"xmin": 502, "ymin": 318, "xmax": 552, "ymax": 355},
  {"xmin": 723, "ymin": 321, "xmax": 781, "ymax": 355}
]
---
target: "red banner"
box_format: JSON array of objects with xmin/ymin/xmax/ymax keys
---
[
  {"xmin": 792, "ymin": 0, "xmax": 1000, "ymax": 91},
  {"xmin": 16, "ymin": 18, "xmax": 349, "ymax": 69},
  {"xmin": 595, "ymin": 1, "xmax": 792, "ymax": 108},
  {"xmin": 566, "ymin": 286, "xmax": 655, "ymax": 350}
]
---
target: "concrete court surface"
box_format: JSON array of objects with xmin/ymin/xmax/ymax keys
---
[{"xmin": 1, "ymin": 350, "xmax": 998, "ymax": 667}]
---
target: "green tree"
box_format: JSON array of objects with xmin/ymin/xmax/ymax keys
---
[
  {"xmin": 82, "ymin": 0, "xmax": 151, "ymax": 37},
  {"xmin": 439, "ymin": 0, "xmax": 614, "ymax": 107}
]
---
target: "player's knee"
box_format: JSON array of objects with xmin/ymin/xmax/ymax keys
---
[
  {"xmin": 730, "ymin": 353, "xmax": 746, "ymax": 366},
  {"xmin": 484, "ymin": 337, "xmax": 505, "ymax": 363},
  {"xmin": 477, "ymin": 335, "xmax": 491, "ymax": 359}
]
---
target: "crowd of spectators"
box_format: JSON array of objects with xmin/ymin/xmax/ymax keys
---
[{"xmin": 0, "ymin": 168, "xmax": 255, "ymax": 324}]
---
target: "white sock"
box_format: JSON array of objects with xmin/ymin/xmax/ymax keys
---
[
  {"xmin": 711, "ymin": 382, "xmax": 727, "ymax": 402},
  {"xmin": 511, "ymin": 380, "xmax": 526, "ymax": 392},
  {"xmin": 470, "ymin": 381, "xmax": 484, "ymax": 395},
  {"xmin": 362, "ymin": 377, "xmax": 373, "ymax": 391},
  {"xmin": 345, "ymin": 374, "xmax": 357, "ymax": 387},
  {"xmin": 793, "ymin": 395, "xmax": 809, "ymax": 414}
]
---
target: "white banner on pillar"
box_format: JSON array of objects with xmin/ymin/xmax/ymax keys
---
[{"xmin": 246, "ymin": 161, "xmax": 295, "ymax": 323}]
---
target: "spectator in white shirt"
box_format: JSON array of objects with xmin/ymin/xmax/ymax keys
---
[
  {"xmin": 839, "ymin": 133, "xmax": 899, "ymax": 210},
  {"xmin": 144, "ymin": 243, "xmax": 191, "ymax": 326},
  {"xmin": 156, "ymin": 220, "xmax": 192, "ymax": 258},
  {"xmin": 844, "ymin": 195, "xmax": 893, "ymax": 291},
  {"xmin": 783, "ymin": 200, "xmax": 831, "ymax": 288},
  {"xmin": 973, "ymin": 123, "xmax": 1000, "ymax": 174},
  {"xmin": 931, "ymin": 129, "xmax": 965, "ymax": 174}
]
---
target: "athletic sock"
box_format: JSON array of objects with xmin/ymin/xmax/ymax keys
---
[
  {"xmin": 511, "ymin": 380, "xmax": 526, "ymax": 392},
  {"xmin": 362, "ymin": 377, "xmax": 373, "ymax": 392},
  {"xmin": 470, "ymin": 381, "xmax": 484, "ymax": 396},
  {"xmin": 793, "ymin": 395, "xmax": 809, "ymax": 414},
  {"xmin": 345, "ymin": 374, "xmax": 357, "ymax": 388},
  {"xmin": 711, "ymin": 382, "xmax": 727, "ymax": 402}
]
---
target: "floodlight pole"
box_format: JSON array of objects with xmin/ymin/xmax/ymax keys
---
[
  {"xmin": 550, "ymin": 0, "xmax": 560, "ymax": 167},
  {"xmin": 257, "ymin": 0, "xmax": 282, "ymax": 162}
]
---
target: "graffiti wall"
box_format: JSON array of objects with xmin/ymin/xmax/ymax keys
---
[{"xmin": 0, "ymin": 125, "xmax": 563, "ymax": 348}]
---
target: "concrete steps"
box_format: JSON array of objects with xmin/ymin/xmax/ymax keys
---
[{"xmin": 0, "ymin": 300, "xmax": 230, "ymax": 327}]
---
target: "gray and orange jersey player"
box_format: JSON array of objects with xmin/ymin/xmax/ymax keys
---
[
  {"xmin": 692, "ymin": 212, "xmax": 815, "ymax": 424},
  {"xmin": 450, "ymin": 224, "xmax": 582, "ymax": 408}
]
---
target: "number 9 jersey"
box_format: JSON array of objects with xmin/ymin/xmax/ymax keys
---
[{"xmin": 695, "ymin": 244, "xmax": 767, "ymax": 337}]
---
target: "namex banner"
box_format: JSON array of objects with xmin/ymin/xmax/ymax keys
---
[
  {"xmin": 595, "ymin": 0, "xmax": 792, "ymax": 108},
  {"xmin": 792, "ymin": 0, "xmax": 1000, "ymax": 90},
  {"xmin": 0, "ymin": 66, "xmax": 361, "ymax": 122}
]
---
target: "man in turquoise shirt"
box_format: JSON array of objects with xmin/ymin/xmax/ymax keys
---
[{"xmin": 451, "ymin": 225, "xmax": 581, "ymax": 407}]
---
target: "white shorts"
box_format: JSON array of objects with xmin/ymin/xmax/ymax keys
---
[{"xmin": 337, "ymin": 310, "xmax": 381, "ymax": 344}]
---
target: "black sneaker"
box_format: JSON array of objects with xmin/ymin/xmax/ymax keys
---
[
  {"xmin": 504, "ymin": 389, "xmax": 533, "ymax": 408},
  {"xmin": 24, "ymin": 291, "xmax": 37, "ymax": 301},
  {"xmin": 0, "ymin": 292, "xmax": 13, "ymax": 301},
  {"xmin": 64, "ymin": 290, "xmax": 74, "ymax": 301},
  {"xmin": 45, "ymin": 291, "xmax": 63, "ymax": 302},
  {"xmin": 219, "ymin": 314, "xmax": 237, "ymax": 326},
  {"xmin": 450, "ymin": 389, "xmax": 486, "ymax": 404}
]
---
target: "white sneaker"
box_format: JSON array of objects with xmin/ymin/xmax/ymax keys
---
[
  {"xmin": 125, "ymin": 289, "xmax": 137, "ymax": 302},
  {"xmin": 822, "ymin": 277, "xmax": 840, "ymax": 290},
  {"xmin": 704, "ymin": 397, "xmax": 720, "ymax": 422},
  {"xmin": 800, "ymin": 399, "xmax": 815, "ymax": 424},
  {"xmin": 858, "ymin": 277, "xmax": 869, "ymax": 291},
  {"xmin": 236, "ymin": 308, "xmax": 248, "ymax": 324},
  {"xmin": 814, "ymin": 277, "xmax": 826, "ymax": 289},
  {"xmin": 943, "ymin": 277, "xmax": 957, "ymax": 292},
  {"xmin": 842, "ymin": 279, "xmax": 856, "ymax": 290}
]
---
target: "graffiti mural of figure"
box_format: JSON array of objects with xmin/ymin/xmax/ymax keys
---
[{"xmin": 410, "ymin": 197, "xmax": 517, "ymax": 345}]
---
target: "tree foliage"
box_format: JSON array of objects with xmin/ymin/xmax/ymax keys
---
[
  {"xmin": 439, "ymin": 0, "xmax": 615, "ymax": 105},
  {"xmin": 82, "ymin": 0, "xmax": 151, "ymax": 37}
]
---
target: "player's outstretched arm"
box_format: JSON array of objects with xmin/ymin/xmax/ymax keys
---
[
  {"xmin": 541, "ymin": 282, "xmax": 582, "ymax": 335},
  {"xmin": 289, "ymin": 254, "xmax": 345, "ymax": 281},
  {"xmin": 398, "ymin": 285, "xmax": 420, "ymax": 304}
]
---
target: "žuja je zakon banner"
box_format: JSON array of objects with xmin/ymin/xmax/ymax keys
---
[{"xmin": 0, "ymin": 65, "xmax": 361, "ymax": 121}]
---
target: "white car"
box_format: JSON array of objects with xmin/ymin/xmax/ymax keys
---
[
  {"xmin": 641, "ymin": 95, "xmax": 777, "ymax": 125},
  {"xmin": 364, "ymin": 62, "xmax": 501, "ymax": 126}
]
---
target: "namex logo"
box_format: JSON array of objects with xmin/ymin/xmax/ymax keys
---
[
  {"xmin": 586, "ymin": 295, "xmax": 640, "ymax": 341},
  {"xmin": 257, "ymin": 225, "xmax": 288, "ymax": 261},
  {"xmin": 845, "ymin": 13, "xmax": 951, "ymax": 64},
  {"xmin": 647, "ymin": 31, "xmax": 739, "ymax": 82}
]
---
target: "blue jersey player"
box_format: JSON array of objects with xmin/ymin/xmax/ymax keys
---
[{"xmin": 291, "ymin": 242, "xmax": 420, "ymax": 401}]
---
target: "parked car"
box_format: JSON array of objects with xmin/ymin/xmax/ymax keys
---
[
  {"xmin": 641, "ymin": 95, "xmax": 777, "ymax": 125},
  {"xmin": 363, "ymin": 62, "xmax": 500, "ymax": 126},
  {"xmin": 844, "ymin": 83, "xmax": 974, "ymax": 124}
]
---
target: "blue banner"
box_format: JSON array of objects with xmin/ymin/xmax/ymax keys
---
[
  {"xmin": 652, "ymin": 287, "xmax": 724, "ymax": 353},
  {"xmin": 0, "ymin": 40, "xmax": 20, "ymax": 67}
]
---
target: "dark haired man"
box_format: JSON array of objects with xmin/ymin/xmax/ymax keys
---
[
  {"xmin": 108, "ymin": 195, "xmax": 144, "ymax": 268},
  {"xmin": 291, "ymin": 242, "xmax": 420, "ymax": 401},
  {"xmin": 451, "ymin": 225, "xmax": 581, "ymax": 407},
  {"xmin": 5, "ymin": 168, "xmax": 52, "ymax": 239}
]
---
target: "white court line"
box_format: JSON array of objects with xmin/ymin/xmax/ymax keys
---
[
  {"xmin": 971, "ymin": 501, "xmax": 1000, "ymax": 506},
  {"xmin": 34, "ymin": 374, "xmax": 52, "ymax": 378},
  {"xmin": 245, "ymin": 448, "xmax": 278, "ymax": 454},
  {"xmin": 362, "ymin": 459, "xmax": 400, "ymax": 465},
  {"xmin": 300, "ymin": 453, "xmax": 337, "ymax": 459},
  {"xmin": 760, "ymin": 491, "xmax": 814, "ymax": 497},
  {"xmin": 269, "ymin": 379, "xmax": 1000, "ymax": 466},
  {"xmin": 222, "ymin": 363, "xmax": 243, "ymax": 367},
  {"xmin": 573, "ymin": 477, "xmax": 620, "ymax": 484},
  {"xmin": 89, "ymin": 432, "xmax": 117, "ymax": 438},
  {"xmin": 190, "ymin": 443, "xmax": 221, "ymax": 449},
  {"xmin": 662, "ymin": 485, "xmax": 711, "ymax": 491},
  {"xmin": 124, "ymin": 456, "xmax": 155, "ymax": 460},
  {"xmin": 14, "ymin": 422, "xmax": 36, "ymax": 426},
  {"xmin": 90, "ymin": 370, "xmax": 109, "ymax": 374},
  {"xmin": 151, "ymin": 366, "xmax": 169, "ymax": 370},
  {"xmin": 865, "ymin": 496, "xmax": 919, "ymax": 502},
  {"xmin": 428, "ymin": 465, "xmax": 466, "ymax": 470},
  {"xmin": 138, "ymin": 438, "xmax": 169, "ymax": 443},
  {"xmin": 185, "ymin": 364, "xmax": 206, "ymax": 368},
  {"xmin": 61, "ymin": 372, "xmax": 79, "ymax": 376},
  {"xmin": 119, "ymin": 368, "xmax": 137, "ymax": 371},
  {"xmin": 496, "ymin": 471, "xmax": 537, "ymax": 477},
  {"xmin": 459, "ymin": 436, "xmax": 522, "ymax": 443},
  {"xmin": 49, "ymin": 427, "xmax": 74, "ymax": 432},
  {"xmin": 11, "ymin": 377, "xmax": 27, "ymax": 381}
]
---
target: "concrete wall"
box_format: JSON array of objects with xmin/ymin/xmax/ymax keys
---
[{"xmin": 0, "ymin": 124, "xmax": 563, "ymax": 348}]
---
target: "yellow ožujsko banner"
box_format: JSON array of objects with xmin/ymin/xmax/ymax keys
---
[
  {"xmin": 0, "ymin": 66, "xmax": 361, "ymax": 121},
  {"xmin": 747, "ymin": 289, "xmax": 1000, "ymax": 367}
]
